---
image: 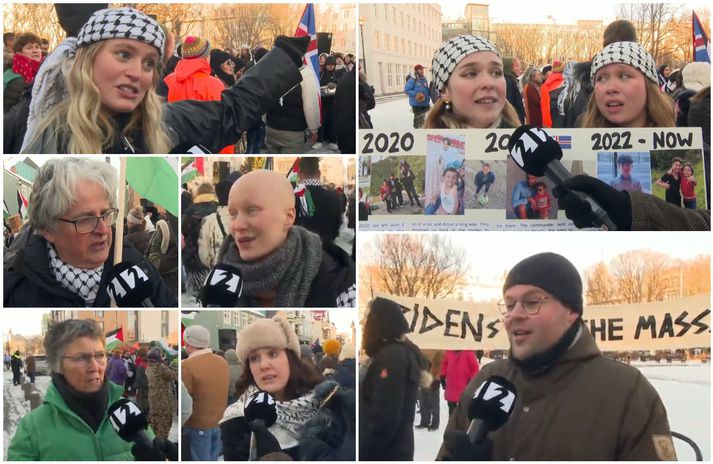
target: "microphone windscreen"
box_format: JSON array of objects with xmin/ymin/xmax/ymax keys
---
[
  {"xmin": 507, "ymin": 125, "xmax": 563, "ymax": 176},
  {"xmin": 467, "ymin": 375, "xmax": 518, "ymax": 431},
  {"xmin": 105, "ymin": 262, "xmax": 153, "ymax": 307},
  {"xmin": 107, "ymin": 398, "xmax": 149, "ymax": 442},
  {"xmin": 199, "ymin": 264, "xmax": 244, "ymax": 307},
  {"xmin": 244, "ymin": 391, "xmax": 277, "ymax": 428}
]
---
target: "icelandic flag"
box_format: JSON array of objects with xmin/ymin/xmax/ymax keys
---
[
  {"xmin": 692, "ymin": 11, "xmax": 710, "ymax": 63},
  {"xmin": 295, "ymin": 4, "xmax": 322, "ymax": 121},
  {"xmin": 553, "ymin": 135, "xmax": 572, "ymax": 150},
  {"xmin": 16, "ymin": 191, "xmax": 28, "ymax": 219}
]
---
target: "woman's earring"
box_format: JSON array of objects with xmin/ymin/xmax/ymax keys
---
[{"xmin": 444, "ymin": 100, "xmax": 452, "ymax": 111}]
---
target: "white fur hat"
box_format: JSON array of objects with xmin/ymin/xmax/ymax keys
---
[
  {"xmin": 237, "ymin": 316, "xmax": 300, "ymax": 364},
  {"xmin": 682, "ymin": 62, "xmax": 711, "ymax": 93}
]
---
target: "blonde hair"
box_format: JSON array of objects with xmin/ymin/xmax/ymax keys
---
[
  {"xmin": 28, "ymin": 41, "xmax": 171, "ymax": 153},
  {"xmin": 424, "ymin": 98, "xmax": 521, "ymax": 129},
  {"xmin": 581, "ymin": 78, "xmax": 674, "ymax": 128}
]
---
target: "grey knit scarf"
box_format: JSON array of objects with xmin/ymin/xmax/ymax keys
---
[{"xmin": 219, "ymin": 226, "xmax": 323, "ymax": 307}]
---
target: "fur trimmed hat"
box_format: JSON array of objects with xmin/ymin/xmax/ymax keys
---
[
  {"xmin": 126, "ymin": 206, "xmax": 144, "ymax": 225},
  {"xmin": 237, "ymin": 316, "xmax": 300, "ymax": 364},
  {"xmin": 590, "ymin": 41, "xmax": 658, "ymax": 84},
  {"xmin": 431, "ymin": 34, "xmax": 500, "ymax": 92},
  {"xmin": 323, "ymin": 339, "xmax": 342, "ymax": 356},
  {"xmin": 182, "ymin": 35, "xmax": 210, "ymax": 59},
  {"xmin": 503, "ymin": 252, "xmax": 583, "ymax": 314}
]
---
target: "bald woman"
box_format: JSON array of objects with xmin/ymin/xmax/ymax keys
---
[{"xmin": 216, "ymin": 170, "xmax": 355, "ymax": 307}]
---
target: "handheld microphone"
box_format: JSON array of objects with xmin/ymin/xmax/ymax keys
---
[
  {"xmin": 466, "ymin": 375, "xmax": 517, "ymax": 445},
  {"xmin": 244, "ymin": 390, "xmax": 278, "ymax": 428},
  {"xmin": 198, "ymin": 264, "xmax": 244, "ymax": 307},
  {"xmin": 107, "ymin": 398, "xmax": 153, "ymax": 451},
  {"xmin": 106, "ymin": 262, "xmax": 155, "ymax": 307},
  {"xmin": 507, "ymin": 125, "xmax": 618, "ymax": 230}
]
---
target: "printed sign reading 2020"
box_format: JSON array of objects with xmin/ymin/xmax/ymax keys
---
[{"xmin": 362, "ymin": 132, "xmax": 415, "ymax": 154}]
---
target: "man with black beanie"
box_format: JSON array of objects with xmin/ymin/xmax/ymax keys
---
[{"xmin": 438, "ymin": 252, "xmax": 676, "ymax": 461}]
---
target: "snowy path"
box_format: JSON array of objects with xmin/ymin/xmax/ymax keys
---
[
  {"xmin": 414, "ymin": 360, "xmax": 710, "ymax": 461},
  {"xmin": 3, "ymin": 371, "xmax": 178, "ymax": 459}
]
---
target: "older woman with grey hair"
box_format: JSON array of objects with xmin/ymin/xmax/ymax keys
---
[
  {"xmin": 3, "ymin": 157, "xmax": 176, "ymax": 307},
  {"xmin": 7, "ymin": 319, "xmax": 155, "ymax": 460}
]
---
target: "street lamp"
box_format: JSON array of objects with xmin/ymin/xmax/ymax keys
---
[
  {"xmin": 359, "ymin": 16, "xmax": 367, "ymax": 76},
  {"xmin": 547, "ymin": 15, "xmax": 557, "ymax": 62}
]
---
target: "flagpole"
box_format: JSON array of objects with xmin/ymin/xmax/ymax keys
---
[{"xmin": 114, "ymin": 157, "xmax": 126, "ymax": 266}]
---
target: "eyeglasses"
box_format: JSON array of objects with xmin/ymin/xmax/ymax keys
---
[
  {"xmin": 497, "ymin": 295, "xmax": 550, "ymax": 316},
  {"xmin": 57, "ymin": 208, "xmax": 119, "ymax": 234},
  {"xmin": 62, "ymin": 352, "xmax": 108, "ymax": 367}
]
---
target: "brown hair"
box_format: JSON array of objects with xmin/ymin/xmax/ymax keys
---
[
  {"xmin": 424, "ymin": 98, "xmax": 521, "ymax": 129},
  {"xmin": 580, "ymin": 79, "xmax": 674, "ymax": 128},
  {"xmin": 13, "ymin": 32, "xmax": 41, "ymax": 53},
  {"xmin": 234, "ymin": 349, "xmax": 322, "ymax": 401},
  {"xmin": 602, "ymin": 20, "xmax": 637, "ymax": 46},
  {"xmin": 195, "ymin": 182, "xmax": 215, "ymax": 196}
]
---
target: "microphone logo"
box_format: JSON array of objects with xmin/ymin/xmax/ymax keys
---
[
  {"xmin": 109, "ymin": 399, "xmax": 143, "ymax": 433},
  {"xmin": 474, "ymin": 380, "xmax": 516, "ymax": 414},
  {"xmin": 509, "ymin": 127, "xmax": 549, "ymax": 169},
  {"xmin": 208, "ymin": 269, "xmax": 241, "ymax": 294},
  {"xmin": 107, "ymin": 265, "xmax": 149, "ymax": 301}
]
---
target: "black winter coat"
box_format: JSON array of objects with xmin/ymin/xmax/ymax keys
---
[
  {"xmin": 181, "ymin": 199, "xmax": 218, "ymax": 272},
  {"xmin": 3, "ymin": 85, "xmax": 30, "ymax": 154},
  {"xmin": 294, "ymin": 185, "xmax": 343, "ymax": 243},
  {"xmin": 265, "ymin": 84, "xmax": 307, "ymax": 132},
  {"xmin": 3, "ymin": 229, "xmax": 177, "ymax": 307},
  {"xmin": 360, "ymin": 340, "xmax": 428, "ymax": 461},
  {"xmin": 334, "ymin": 68, "xmax": 356, "ymax": 154},
  {"xmin": 505, "ymin": 74, "xmax": 525, "ymax": 124},
  {"xmin": 4, "ymin": 75, "xmax": 27, "ymax": 112}
]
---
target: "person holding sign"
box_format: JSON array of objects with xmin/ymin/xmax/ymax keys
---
[
  {"xmin": 3, "ymin": 158, "xmax": 176, "ymax": 307},
  {"xmin": 437, "ymin": 252, "xmax": 676, "ymax": 461},
  {"xmin": 424, "ymin": 35, "xmax": 521, "ymax": 129},
  {"xmin": 581, "ymin": 41, "xmax": 674, "ymax": 128}
]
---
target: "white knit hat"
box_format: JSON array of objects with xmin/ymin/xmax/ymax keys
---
[
  {"xmin": 681, "ymin": 62, "xmax": 711, "ymax": 93},
  {"xmin": 590, "ymin": 41, "xmax": 658, "ymax": 85},
  {"xmin": 431, "ymin": 35, "xmax": 500, "ymax": 93},
  {"xmin": 184, "ymin": 324, "xmax": 210, "ymax": 349}
]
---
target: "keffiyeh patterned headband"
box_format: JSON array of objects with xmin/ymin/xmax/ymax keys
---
[
  {"xmin": 431, "ymin": 35, "xmax": 500, "ymax": 93},
  {"xmin": 77, "ymin": 7, "xmax": 165, "ymax": 58},
  {"xmin": 590, "ymin": 41, "xmax": 658, "ymax": 85}
]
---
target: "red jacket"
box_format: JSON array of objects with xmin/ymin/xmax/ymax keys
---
[
  {"xmin": 524, "ymin": 83, "xmax": 542, "ymax": 127},
  {"xmin": 539, "ymin": 72, "xmax": 563, "ymax": 128},
  {"xmin": 440, "ymin": 350, "xmax": 479, "ymax": 402},
  {"xmin": 164, "ymin": 59, "xmax": 233, "ymax": 153}
]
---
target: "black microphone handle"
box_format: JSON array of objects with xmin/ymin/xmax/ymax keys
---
[
  {"xmin": 544, "ymin": 161, "xmax": 619, "ymax": 231},
  {"xmin": 133, "ymin": 430, "xmax": 155, "ymax": 453},
  {"xmin": 140, "ymin": 298, "xmax": 155, "ymax": 308},
  {"xmin": 466, "ymin": 418, "xmax": 489, "ymax": 446}
]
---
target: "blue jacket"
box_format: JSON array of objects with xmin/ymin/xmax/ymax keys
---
[{"xmin": 404, "ymin": 76, "xmax": 430, "ymax": 108}]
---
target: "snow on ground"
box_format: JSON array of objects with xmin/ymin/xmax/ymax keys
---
[
  {"xmin": 3, "ymin": 371, "xmax": 178, "ymax": 459},
  {"xmin": 414, "ymin": 358, "xmax": 711, "ymax": 461}
]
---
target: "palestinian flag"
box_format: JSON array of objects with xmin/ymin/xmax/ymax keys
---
[
  {"xmin": 3, "ymin": 200, "xmax": 10, "ymax": 220},
  {"xmin": 156, "ymin": 338, "xmax": 178, "ymax": 358},
  {"xmin": 17, "ymin": 191, "xmax": 28, "ymax": 220},
  {"xmin": 105, "ymin": 327, "xmax": 124, "ymax": 351},
  {"xmin": 181, "ymin": 157, "xmax": 204, "ymax": 184},
  {"xmin": 286, "ymin": 157, "xmax": 300, "ymax": 183}
]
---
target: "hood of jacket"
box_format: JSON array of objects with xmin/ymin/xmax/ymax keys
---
[{"xmin": 174, "ymin": 57, "xmax": 213, "ymax": 83}]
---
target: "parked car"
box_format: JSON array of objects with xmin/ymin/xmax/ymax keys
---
[{"xmin": 638, "ymin": 351, "xmax": 661, "ymax": 362}]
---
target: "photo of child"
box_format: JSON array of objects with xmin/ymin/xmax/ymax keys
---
[{"xmin": 425, "ymin": 134, "xmax": 466, "ymax": 216}]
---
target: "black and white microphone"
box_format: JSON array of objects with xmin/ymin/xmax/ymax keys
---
[
  {"xmin": 106, "ymin": 262, "xmax": 155, "ymax": 307},
  {"xmin": 108, "ymin": 398, "xmax": 153, "ymax": 451},
  {"xmin": 507, "ymin": 125, "xmax": 618, "ymax": 230},
  {"xmin": 198, "ymin": 264, "xmax": 243, "ymax": 307},
  {"xmin": 466, "ymin": 375, "xmax": 517, "ymax": 445},
  {"xmin": 244, "ymin": 391, "xmax": 278, "ymax": 460}
]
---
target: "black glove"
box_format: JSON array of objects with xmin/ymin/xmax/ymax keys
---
[
  {"xmin": 440, "ymin": 376, "xmax": 446, "ymax": 390},
  {"xmin": 273, "ymin": 35, "xmax": 310, "ymax": 67},
  {"xmin": 248, "ymin": 419, "xmax": 283, "ymax": 459},
  {"xmin": 155, "ymin": 438, "xmax": 178, "ymax": 461},
  {"xmin": 442, "ymin": 429, "xmax": 493, "ymax": 461},
  {"xmin": 131, "ymin": 438, "xmax": 167, "ymax": 461},
  {"xmin": 552, "ymin": 175, "xmax": 632, "ymax": 230}
]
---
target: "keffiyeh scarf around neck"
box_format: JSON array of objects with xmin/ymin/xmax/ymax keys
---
[
  {"xmin": 220, "ymin": 384, "xmax": 320, "ymax": 452},
  {"xmin": 47, "ymin": 241, "xmax": 104, "ymax": 306},
  {"xmin": 219, "ymin": 226, "xmax": 323, "ymax": 307}
]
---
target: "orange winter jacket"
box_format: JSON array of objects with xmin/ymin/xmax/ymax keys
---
[
  {"xmin": 164, "ymin": 58, "xmax": 233, "ymax": 153},
  {"xmin": 539, "ymin": 72, "xmax": 563, "ymax": 128}
]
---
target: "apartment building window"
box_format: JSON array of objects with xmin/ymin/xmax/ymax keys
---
[
  {"xmin": 387, "ymin": 63, "xmax": 393, "ymax": 87},
  {"xmin": 400, "ymin": 11, "xmax": 404, "ymax": 27},
  {"xmin": 376, "ymin": 31, "xmax": 381, "ymax": 50},
  {"xmin": 385, "ymin": 33, "xmax": 390, "ymax": 52},
  {"xmin": 223, "ymin": 311, "xmax": 230, "ymax": 324},
  {"xmin": 161, "ymin": 311, "xmax": 169, "ymax": 337},
  {"xmin": 373, "ymin": 4, "xmax": 377, "ymax": 18}
]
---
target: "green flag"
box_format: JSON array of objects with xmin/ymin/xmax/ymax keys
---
[{"xmin": 125, "ymin": 158, "xmax": 178, "ymax": 217}]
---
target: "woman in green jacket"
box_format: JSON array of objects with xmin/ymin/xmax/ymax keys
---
[{"xmin": 8, "ymin": 319, "xmax": 151, "ymax": 460}]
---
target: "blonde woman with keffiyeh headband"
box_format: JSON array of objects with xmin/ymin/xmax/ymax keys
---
[
  {"xmin": 424, "ymin": 35, "xmax": 521, "ymax": 130},
  {"xmin": 20, "ymin": 7, "xmax": 313, "ymax": 154}
]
